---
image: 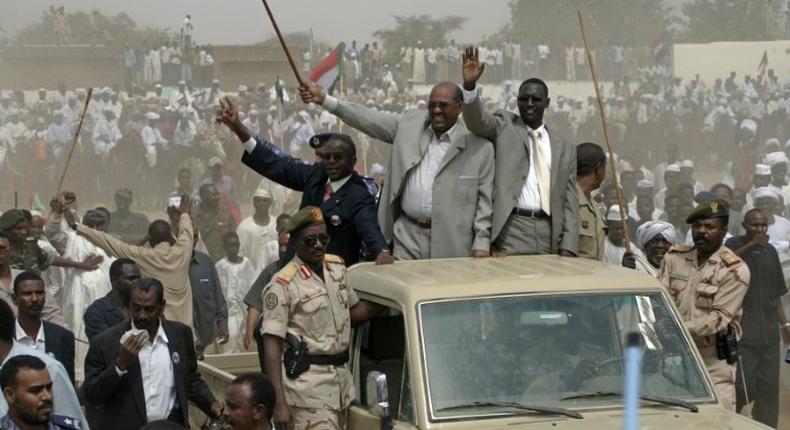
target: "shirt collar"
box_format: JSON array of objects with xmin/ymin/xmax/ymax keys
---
[
  {"xmin": 14, "ymin": 319, "xmax": 44, "ymax": 344},
  {"xmin": 428, "ymin": 121, "xmax": 460, "ymax": 143},
  {"xmin": 528, "ymin": 123, "xmax": 548, "ymax": 136},
  {"xmin": 328, "ymin": 174, "xmax": 352, "ymax": 192},
  {"xmin": 131, "ymin": 319, "xmax": 169, "ymax": 345}
]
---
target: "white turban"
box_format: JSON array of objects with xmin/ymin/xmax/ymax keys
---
[
  {"xmin": 637, "ymin": 179, "xmax": 653, "ymax": 189},
  {"xmin": 636, "ymin": 221, "xmax": 677, "ymax": 250},
  {"xmin": 740, "ymin": 118, "xmax": 758, "ymax": 134},
  {"xmin": 665, "ymin": 163, "xmax": 681, "ymax": 173},
  {"xmin": 680, "ymin": 159, "xmax": 694, "ymax": 169},
  {"xmin": 764, "ymin": 151, "xmax": 790, "ymax": 167},
  {"xmin": 753, "ymin": 186, "xmax": 780, "ymax": 202},
  {"xmin": 606, "ymin": 205, "xmax": 623, "ymax": 221},
  {"xmin": 754, "ymin": 163, "xmax": 772, "ymax": 176}
]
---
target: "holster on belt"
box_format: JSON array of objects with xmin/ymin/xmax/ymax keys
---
[
  {"xmin": 283, "ymin": 333, "xmax": 349, "ymax": 379},
  {"xmin": 716, "ymin": 324, "xmax": 738, "ymax": 364}
]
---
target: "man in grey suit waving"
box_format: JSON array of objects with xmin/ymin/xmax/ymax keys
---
[
  {"xmin": 300, "ymin": 81, "xmax": 494, "ymax": 260},
  {"xmin": 461, "ymin": 46, "xmax": 579, "ymax": 257}
]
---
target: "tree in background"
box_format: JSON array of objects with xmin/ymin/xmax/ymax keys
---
[
  {"xmin": 13, "ymin": 7, "xmax": 172, "ymax": 48},
  {"xmin": 497, "ymin": 0, "xmax": 669, "ymax": 46},
  {"xmin": 679, "ymin": 0, "xmax": 782, "ymax": 42},
  {"xmin": 373, "ymin": 14, "xmax": 467, "ymax": 65}
]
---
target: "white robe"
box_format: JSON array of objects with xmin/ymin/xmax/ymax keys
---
[
  {"xmin": 603, "ymin": 239, "xmax": 653, "ymax": 275},
  {"xmin": 215, "ymin": 257, "xmax": 257, "ymax": 354},
  {"xmin": 58, "ymin": 227, "xmax": 114, "ymax": 382},
  {"xmin": 236, "ymin": 216, "xmax": 279, "ymax": 274}
]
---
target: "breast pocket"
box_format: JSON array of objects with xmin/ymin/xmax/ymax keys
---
[
  {"xmin": 456, "ymin": 176, "xmax": 478, "ymax": 205},
  {"xmin": 668, "ymin": 275, "xmax": 689, "ymax": 297},
  {"xmin": 296, "ymin": 292, "xmax": 333, "ymax": 333},
  {"xmin": 695, "ymin": 283, "xmax": 718, "ymax": 311}
]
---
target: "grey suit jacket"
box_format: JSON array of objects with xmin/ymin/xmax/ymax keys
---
[
  {"xmin": 329, "ymin": 100, "xmax": 495, "ymax": 258},
  {"xmin": 463, "ymin": 92, "xmax": 579, "ymax": 254}
]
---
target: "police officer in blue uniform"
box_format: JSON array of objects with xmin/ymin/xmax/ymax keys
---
[
  {"xmin": 216, "ymin": 97, "xmax": 393, "ymax": 266},
  {"xmin": 0, "ymin": 355, "xmax": 81, "ymax": 430}
]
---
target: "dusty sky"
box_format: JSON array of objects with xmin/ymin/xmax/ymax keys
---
[{"xmin": 0, "ymin": 0, "xmax": 512, "ymax": 45}]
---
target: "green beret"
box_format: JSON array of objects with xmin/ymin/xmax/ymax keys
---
[
  {"xmin": 287, "ymin": 206, "xmax": 325, "ymax": 234},
  {"xmin": 0, "ymin": 209, "xmax": 26, "ymax": 230},
  {"xmin": 685, "ymin": 198, "xmax": 730, "ymax": 224}
]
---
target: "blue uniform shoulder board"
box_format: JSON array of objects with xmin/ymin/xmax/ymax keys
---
[{"xmin": 52, "ymin": 415, "xmax": 81, "ymax": 429}]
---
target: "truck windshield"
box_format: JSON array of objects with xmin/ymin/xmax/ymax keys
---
[{"xmin": 419, "ymin": 292, "xmax": 713, "ymax": 420}]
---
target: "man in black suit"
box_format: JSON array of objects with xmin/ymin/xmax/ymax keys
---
[
  {"xmin": 81, "ymin": 277, "xmax": 222, "ymax": 430},
  {"xmin": 216, "ymin": 98, "xmax": 393, "ymax": 266},
  {"xmin": 10, "ymin": 271, "xmax": 75, "ymax": 384}
]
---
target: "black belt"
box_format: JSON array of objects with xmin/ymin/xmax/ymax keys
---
[
  {"xmin": 511, "ymin": 208, "xmax": 550, "ymax": 218},
  {"xmin": 309, "ymin": 352, "xmax": 349, "ymax": 366},
  {"xmin": 402, "ymin": 213, "xmax": 432, "ymax": 229}
]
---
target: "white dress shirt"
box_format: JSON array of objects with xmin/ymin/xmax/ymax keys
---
[
  {"xmin": 462, "ymin": 85, "xmax": 551, "ymax": 210},
  {"xmin": 14, "ymin": 320, "xmax": 45, "ymax": 353},
  {"xmin": 134, "ymin": 321, "xmax": 176, "ymax": 422},
  {"xmin": 400, "ymin": 123, "xmax": 458, "ymax": 220}
]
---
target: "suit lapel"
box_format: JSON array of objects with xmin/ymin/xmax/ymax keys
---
[
  {"xmin": 120, "ymin": 320, "xmax": 148, "ymax": 421},
  {"xmin": 42, "ymin": 322, "xmax": 53, "ymax": 353},
  {"xmin": 546, "ymin": 126, "xmax": 561, "ymax": 194},
  {"xmin": 322, "ymin": 175, "xmax": 353, "ymax": 212},
  {"xmin": 163, "ymin": 321, "xmax": 185, "ymax": 412},
  {"xmin": 436, "ymin": 123, "xmax": 468, "ymax": 175}
]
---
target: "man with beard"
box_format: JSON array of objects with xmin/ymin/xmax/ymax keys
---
[
  {"xmin": 82, "ymin": 277, "xmax": 222, "ymax": 429},
  {"xmin": 298, "ymin": 76, "xmax": 494, "ymax": 261},
  {"xmin": 658, "ymin": 199, "xmax": 750, "ymax": 410},
  {"xmin": 601, "ymin": 206, "xmax": 651, "ymax": 273},
  {"xmin": 725, "ymin": 208, "xmax": 790, "ymax": 427},
  {"xmin": 635, "ymin": 221, "xmax": 677, "ymax": 276},
  {"xmin": 0, "ymin": 355, "xmax": 81, "ymax": 429}
]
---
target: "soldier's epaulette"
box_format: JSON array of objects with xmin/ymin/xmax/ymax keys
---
[
  {"xmin": 719, "ymin": 248, "xmax": 741, "ymax": 267},
  {"xmin": 275, "ymin": 263, "xmax": 298, "ymax": 286},
  {"xmin": 325, "ymin": 253, "xmax": 346, "ymax": 265},
  {"xmin": 52, "ymin": 415, "xmax": 81, "ymax": 429},
  {"xmin": 668, "ymin": 244, "xmax": 692, "ymax": 253}
]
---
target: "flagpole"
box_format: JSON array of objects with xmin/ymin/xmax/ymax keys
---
[
  {"xmin": 338, "ymin": 74, "xmax": 344, "ymax": 134},
  {"xmin": 277, "ymin": 97, "xmax": 284, "ymax": 151}
]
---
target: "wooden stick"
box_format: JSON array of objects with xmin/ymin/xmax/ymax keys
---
[
  {"xmin": 261, "ymin": 0, "xmax": 304, "ymax": 86},
  {"xmin": 55, "ymin": 87, "xmax": 93, "ymax": 197},
  {"xmin": 577, "ymin": 10, "xmax": 631, "ymax": 252}
]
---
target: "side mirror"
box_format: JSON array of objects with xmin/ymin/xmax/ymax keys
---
[{"xmin": 366, "ymin": 371, "xmax": 393, "ymax": 430}]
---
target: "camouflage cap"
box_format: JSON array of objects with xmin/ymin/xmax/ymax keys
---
[
  {"xmin": 287, "ymin": 206, "xmax": 324, "ymax": 234},
  {"xmin": 685, "ymin": 198, "xmax": 729, "ymax": 224},
  {"xmin": 0, "ymin": 209, "xmax": 26, "ymax": 230}
]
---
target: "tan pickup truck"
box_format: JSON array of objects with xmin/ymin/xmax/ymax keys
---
[{"xmin": 192, "ymin": 255, "xmax": 770, "ymax": 429}]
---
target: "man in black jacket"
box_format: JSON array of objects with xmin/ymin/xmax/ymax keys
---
[
  {"xmin": 81, "ymin": 277, "xmax": 222, "ymax": 429},
  {"xmin": 216, "ymin": 97, "xmax": 393, "ymax": 266},
  {"xmin": 10, "ymin": 271, "xmax": 75, "ymax": 384}
]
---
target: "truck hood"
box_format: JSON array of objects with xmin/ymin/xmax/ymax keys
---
[{"xmin": 430, "ymin": 406, "xmax": 770, "ymax": 430}]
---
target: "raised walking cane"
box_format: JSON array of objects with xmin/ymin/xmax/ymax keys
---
[
  {"xmin": 260, "ymin": 0, "xmax": 305, "ymax": 86},
  {"xmin": 54, "ymin": 87, "xmax": 93, "ymax": 197},
  {"xmin": 577, "ymin": 11, "xmax": 631, "ymax": 252}
]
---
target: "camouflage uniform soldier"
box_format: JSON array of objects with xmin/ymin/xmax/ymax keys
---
[
  {"xmin": 260, "ymin": 206, "xmax": 381, "ymax": 430},
  {"xmin": 658, "ymin": 198, "xmax": 750, "ymax": 410},
  {"xmin": 0, "ymin": 210, "xmax": 52, "ymax": 275}
]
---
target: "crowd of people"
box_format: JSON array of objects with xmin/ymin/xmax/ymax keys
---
[{"xmin": 0, "ymin": 34, "xmax": 789, "ymax": 429}]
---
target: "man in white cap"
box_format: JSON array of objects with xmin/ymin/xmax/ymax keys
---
[
  {"xmin": 91, "ymin": 108, "xmax": 121, "ymax": 159},
  {"xmin": 141, "ymin": 112, "xmax": 168, "ymax": 168},
  {"xmin": 242, "ymin": 109, "xmax": 261, "ymax": 136},
  {"xmin": 764, "ymin": 151, "xmax": 790, "ymax": 205},
  {"xmin": 46, "ymin": 111, "xmax": 72, "ymax": 160},
  {"xmin": 236, "ymin": 189, "xmax": 279, "ymax": 273},
  {"xmin": 146, "ymin": 83, "xmax": 164, "ymax": 101},
  {"xmin": 746, "ymin": 163, "xmax": 775, "ymax": 209},
  {"xmin": 289, "ymin": 111, "xmax": 314, "ymax": 156},
  {"xmin": 679, "ymin": 160, "xmax": 704, "ymax": 193},
  {"xmin": 602, "ymin": 205, "xmax": 652, "ymax": 273},
  {"xmin": 635, "ymin": 220, "xmax": 676, "ymax": 276},
  {"xmin": 654, "ymin": 163, "xmax": 681, "ymax": 211},
  {"xmin": 752, "ymin": 186, "xmax": 790, "ymax": 249},
  {"xmin": 202, "ymin": 78, "xmax": 224, "ymax": 111},
  {"xmin": 169, "ymin": 79, "xmax": 193, "ymax": 111}
]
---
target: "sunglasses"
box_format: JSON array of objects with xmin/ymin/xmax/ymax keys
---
[{"xmin": 302, "ymin": 234, "xmax": 331, "ymax": 247}]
